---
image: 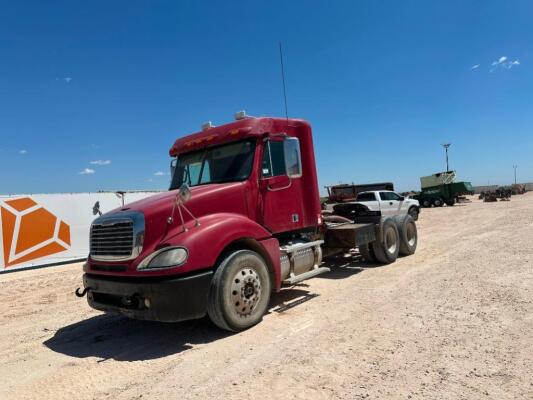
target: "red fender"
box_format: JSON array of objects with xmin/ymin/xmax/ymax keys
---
[{"xmin": 164, "ymin": 213, "xmax": 281, "ymax": 288}]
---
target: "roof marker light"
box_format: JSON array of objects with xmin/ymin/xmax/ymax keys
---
[
  {"xmin": 234, "ymin": 110, "xmax": 247, "ymax": 120},
  {"xmin": 202, "ymin": 121, "xmax": 214, "ymax": 131}
]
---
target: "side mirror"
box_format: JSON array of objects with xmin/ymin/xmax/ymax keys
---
[
  {"xmin": 399, "ymin": 196, "xmax": 405, "ymax": 201},
  {"xmin": 283, "ymin": 137, "xmax": 302, "ymax": 178},
  {"xmin": 178, "ymin": 183, "xmax": 192, "ymax": 203}
]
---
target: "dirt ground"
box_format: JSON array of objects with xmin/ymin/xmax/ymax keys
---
[{"xmin": 1, "ymin": 194, "xmax": 532, "ymax": 400}]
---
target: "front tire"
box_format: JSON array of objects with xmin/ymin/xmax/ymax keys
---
[
  {"xmin": 207, "ymin": 250, "xmax": 271, "ymax": 332},
  {"xmin": 408, "ymin": 206, "xmax": 419, "ymax": 221}
]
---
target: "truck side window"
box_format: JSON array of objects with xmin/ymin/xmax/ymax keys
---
[
  {"xmin": 356, "ymin": 192, "xmax": 376, "ymax": 201},
  {"xmin": 389, "ymin": 192, "xmax": 401, "ymax": 201},
  {"xmin": 379, "ymin": 192, "xmax": 390, "ymax": 201},
  {"xmin": 380, "ymin": 192, "xmax": 400, "ymax": 201},
  {"xmin": 262, "ymin": 140, "xmax": 286, "ymax": 177}
]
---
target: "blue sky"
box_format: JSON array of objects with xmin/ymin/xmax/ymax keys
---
[{"xmin": 1, "ymin": 0, "xmax": 531, "ymax": 194}]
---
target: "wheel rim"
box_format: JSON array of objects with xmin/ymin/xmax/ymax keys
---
[
  {"xmin": 385, "ymin": 227, "xmax": 397, "ymax": 254},
  {"xmin": 230, "ymin": 267, "xmax": 262, "ymax": 317},
  {"xmin": 406, "ymin": 223, "xmax": 416, "ymax": 246}
]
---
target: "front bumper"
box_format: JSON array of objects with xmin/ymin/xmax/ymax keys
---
[{"xmin": 83, "ymin": 270, "xmax": 213, "ymax": 323}]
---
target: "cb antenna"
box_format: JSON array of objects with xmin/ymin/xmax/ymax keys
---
[{"xmin": 279, "ymin": 42, "xmax": 289, "ymax": 123}]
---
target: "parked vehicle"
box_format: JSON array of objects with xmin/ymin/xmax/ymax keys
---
[
  {"xmin": 77, "ymin": 113, "xmax": 418, "ymax": 332},
  {"xmin": 332, "ymin": 190, "xmax": 420, "ymax": 221},
  {"xmin": 325, "ymin": 182, "xmax": 394, "ymax": 203},
  {"xmin": 511, "ymin": 184, "xmax": 526, "ymax": 195},
  {"xmin": 480, "ymin": 187, "xmax": 512, "ymax": 202},
  {"xmin": 414, "ymin": 171, "xmax": 474, "ymax": 207}
]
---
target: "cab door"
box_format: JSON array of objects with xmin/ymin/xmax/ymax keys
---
[
  {"xmin": 260, "ymin": 137, "xmax": 304, "ymax": 233},
  {"xmin": 379, "ymin": 191, "xmax": 402, "ymax": 216}
]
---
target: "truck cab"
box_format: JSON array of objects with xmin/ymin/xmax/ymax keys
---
[{"xmin": 80, "ymin": 113, "xmax": 418, "ymax": 332}]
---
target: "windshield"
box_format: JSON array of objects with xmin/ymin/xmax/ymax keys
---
[{"xmin": 169, "ymin": 139, "xmax": 256, "ymax": 190}]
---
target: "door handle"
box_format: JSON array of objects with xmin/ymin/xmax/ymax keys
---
[
  {"xmin": 267, "ymin": 181, "xmax": 292, "ymax": 191},
  {"xmin": 389, "ymin": 202, "xmax": 393, "ymax": 205}
]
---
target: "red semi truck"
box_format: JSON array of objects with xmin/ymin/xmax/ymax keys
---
[{"xmin": 78, "ymin": 113, "xmax": 418, "ymax": 331}]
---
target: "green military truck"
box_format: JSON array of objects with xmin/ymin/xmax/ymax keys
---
[{"xmin": 414, "ymin": 171, "xmax": 474, "ymax": 207}]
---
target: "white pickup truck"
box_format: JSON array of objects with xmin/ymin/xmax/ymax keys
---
[{"xmin": 354, "ymin": 190, "xmax": 420, "ymax": 220}]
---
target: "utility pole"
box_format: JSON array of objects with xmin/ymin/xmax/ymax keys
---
[
  {"xmin": 442, "ymin": 143, "xmax": 451, "ymax": 172},
  {"xmin": 513, "ymin": 165, "xmax": 517, "ymax": 185}
]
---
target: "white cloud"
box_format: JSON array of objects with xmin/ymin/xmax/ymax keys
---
[
  {"xmin": 79, "ymin": 168, "xmax": 95, "ymax": 175},
  {"xmin": 154, "ymin": 171, "xmax": 165, "ymax": 176},
  {"xmin": 64, "ymin": 77, "xmax": 72, "ymax": 83},
  {"xmin": 471, "ymin": 64, "xmax": 480, "ymax": 70},
  {"xmin": 18, "ymin": 149, "xmax": 28, "ymax": 155},
  {"xmin": 490, "ymin": 56, "xmax": 520, "ymax": 72},
  {"xmin": 492, "ymin": 56, "xmax": 507, "ymax": 66},
  {"xmin": 89, "ymin": 160, "xmax": 111, "ymax": 166}
]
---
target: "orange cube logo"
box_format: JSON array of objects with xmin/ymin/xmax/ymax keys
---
[{"xmin": 1, "ymin": 197, "xmax": 71, "ymax": 268}]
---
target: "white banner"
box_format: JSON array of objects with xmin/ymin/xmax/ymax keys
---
[{"xmin": 0, "ymin": 192, "xmax": 159, "ymax": 272}]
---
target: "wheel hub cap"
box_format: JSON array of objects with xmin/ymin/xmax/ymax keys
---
[
  {"xmin": 231, "ymin": 268, "xmax": 262, "ymax": 317},
  {"xmin": 386, "ymin": 228, "xmax": 397, "ymax": 254}
]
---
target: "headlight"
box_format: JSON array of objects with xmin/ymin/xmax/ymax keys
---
[{"xmin": 137, "ymin": 247, "xmax": 188, "ymax": 270}]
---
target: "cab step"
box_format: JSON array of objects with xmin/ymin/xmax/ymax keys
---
[{"xmin": 282, "ymin": 266, "xmax": 331, "ymax": 286}]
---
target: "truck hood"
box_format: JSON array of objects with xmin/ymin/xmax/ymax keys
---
[
  {"xmin": 124, "ymin": 182, "xmax": 247, "ymax": 221},
  {"xmin": 123, "ymin": 183, "xmax": 244, "ymax": 215},
  {"xmin": 102, "ymin": 182, "xmax": 249, "ymax": 251}
]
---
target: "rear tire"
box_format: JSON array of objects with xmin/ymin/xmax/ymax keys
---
[
  {"xmin": 398, "ymin": 215, "xmax": 418, "ymax": 255},
  {"xmin": 445, "ymin": 199, "xmax": 455, "ymax": 206},
  {"xmin": 207, "ymin": 250, "xmax": 271, "ymax": 332},
  {"xmin": 422, "ymin": 199, "xmax": 431, "ymax": 208},
  {"xmin": 372, "ymin": 218, "xmax": 400, "ymax": 264},
  {"xmin": 433, "ymin": 198, "xmax": 443, "ymax": 207}
]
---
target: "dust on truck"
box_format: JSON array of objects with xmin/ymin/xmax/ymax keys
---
[{"xmin": 78, "ymin": 113, "xmax": 418, "ymax": 332}]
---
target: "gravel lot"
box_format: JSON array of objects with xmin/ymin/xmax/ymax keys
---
[{"xmin": 1, "ymin": 194, "xmax": 531, "ymax": 400}]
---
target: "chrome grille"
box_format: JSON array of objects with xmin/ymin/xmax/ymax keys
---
[{"xmin": 90, "ymin": 220, "xmax": 134, "ymax": 259}]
